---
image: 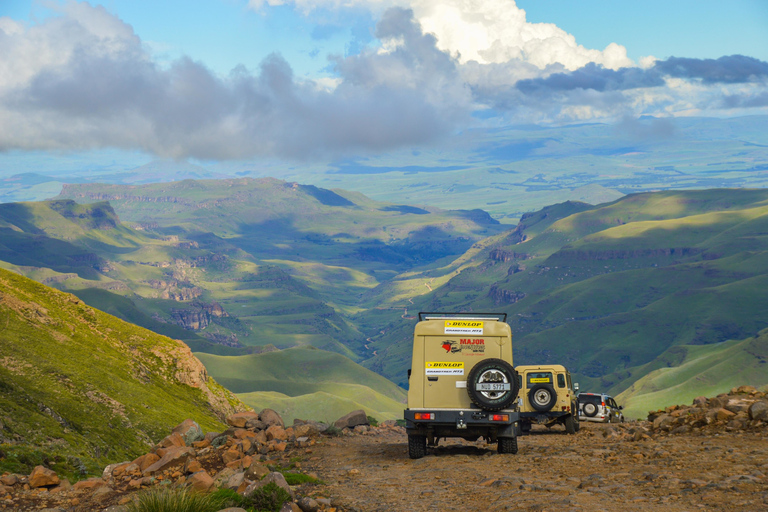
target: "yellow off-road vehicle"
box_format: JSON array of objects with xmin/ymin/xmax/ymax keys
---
[
  {"xmin": 404, "ymin": 313, "xmax": 521, "ymax": 459},
  {"xmin": 516, "ymin": 364, "xmax": 580, "ymax": 434}
]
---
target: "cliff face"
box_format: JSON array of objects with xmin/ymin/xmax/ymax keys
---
[{"xmin": 170, "ymin": 302, "xmax": 228, "ymax": 330}]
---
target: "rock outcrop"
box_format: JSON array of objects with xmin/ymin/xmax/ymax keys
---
[{"xmin": 647, "ymin": 385, "xmax": 768, "ymax": 434}]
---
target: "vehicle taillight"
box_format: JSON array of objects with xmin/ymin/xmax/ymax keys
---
[
  {"xmin": 414, "ymin": 413, "xmax": 435, "ymax": 420},
  {"xmin": 491, "ymin": 414, "xmax": 509, "ymax": 421},
  {"xmin": 602, "ymin": 402, "xmax": 605, "ymax": 407}
]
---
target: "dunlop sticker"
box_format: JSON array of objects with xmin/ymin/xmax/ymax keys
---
[
  {"xmin": 445, "ymin": 320, "xmax": 484, "ymax": 335},
  {"xmin": 529, "ymin": 377, "xmax": 551, "ymax": 383},
  {"xmin": 426, "ymin": 361, "xmax": 465, "ymax": 375}
]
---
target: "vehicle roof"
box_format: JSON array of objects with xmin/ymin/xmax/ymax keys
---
[{"xmin": 516, "ymin": 364, "xmax": 569, "ymax": 372}]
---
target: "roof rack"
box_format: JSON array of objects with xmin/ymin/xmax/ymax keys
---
[{"xmin": 418, "ymin": 312, "xmax": 507, "ymax": 322}]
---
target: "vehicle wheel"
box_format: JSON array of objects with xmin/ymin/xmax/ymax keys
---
[
  {"xmin": 620, "ymin": 414, "xmax": 625, "ymax": 423},
  {"xmin": 498, "ymin": 437, "xmax": 518, "ymax": 454},
  {"xmin": 408, "ymin": 434, "xmax": 427, "ymax": 459},
  {"xmin": 583, "ymin": 402, "xmax": 598, "ymax": 417},
  {"xmin": 467, "ymin": 358, "xmax": 519, "ymax": 411},
  {"xmin": 574, "ymin": 416, "xmax": 581, "ymax": 432},
  {"xmin": 528, "ymin": 384, "xmax": 557, "ymax": 412},
  {"xmin": 564, "ymin": 414, "xmax": 577, "ymax": 434}
]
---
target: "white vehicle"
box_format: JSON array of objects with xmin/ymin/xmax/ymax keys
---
[{"xmin": 578, "ymin": 392, "xmax": 624, "ymax": 423}]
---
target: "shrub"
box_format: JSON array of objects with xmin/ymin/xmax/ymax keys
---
[
  {"xmin": 244, "ymin": 482, "xmax": 292, "ymax": 512},
  {"xmin": 366, "ymin": 415, "xmax": 379, "ymax": 427},
  {"xmin": 126, "ymin": 485, "xmax": 231, "ymax": 512}
]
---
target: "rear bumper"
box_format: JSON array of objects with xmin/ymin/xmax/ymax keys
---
[
  {"xmin": 520, "ymin": 410, "xmax": 570, "ymax": 421},
  {"xmin": 404, "ymin": 409, "xmax": 520, "ymax": 439}
]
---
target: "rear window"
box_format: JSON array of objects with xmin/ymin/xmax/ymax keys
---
[
  {"xmin": 526, "ymin": 372, "xmax": 553, "ymax": 387},
  {"xmin": 579, "ymin": 394, "xmax": 602, "ymax": 405}
]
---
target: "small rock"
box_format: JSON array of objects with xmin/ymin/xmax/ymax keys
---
[
  {"xmin": 297, "ymin": 497, "xmax": 320, "ymax": 512},
  {"xmin": 73, "ymin": 478, "xmax": 107, "ymax": 491}
]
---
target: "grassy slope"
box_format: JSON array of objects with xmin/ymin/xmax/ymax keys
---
[
  {"xmin": 195, "ymin": 347, "xmax": 407, "ymax": 424},
  {"xmin": 615, "ymin": 329, "xmax": 768, "ymax": 419},
  {"xmin": 0, "ymin": 267, "xmax": 242, "ymax": 477}
]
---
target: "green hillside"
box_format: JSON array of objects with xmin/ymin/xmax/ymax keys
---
[
  {"xmin": 195, "ymin": 347, "xmax": 407, "ymax": 424},
  {"xmin": 360, "ymin": 189, "xmax": 768, "ymax": 400},
  {"xmin": 615, "ymin": 330, "xmax": 768, "ymax": 419},
  {"xmin": 0, "ymin": 267, "xmax": 243, "ymax": 478}
]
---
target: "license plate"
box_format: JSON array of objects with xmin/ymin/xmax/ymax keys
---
[{"xmin": 476, "ymin": 383, "xmax": 510, "ymax": 391}]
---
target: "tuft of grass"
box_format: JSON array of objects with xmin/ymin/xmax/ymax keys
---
[
  {"xmin": 126, "ymin": 485, "xmax": 232, "ymax": 512},
  {"xmin": 282, "ymin": 472, "xmax": 324, "ymax": 485}
]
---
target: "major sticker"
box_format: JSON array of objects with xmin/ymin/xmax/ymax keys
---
[
  {"xmin": 441, "ymin": 339, "xmax": 486, "ymax": 354},
  {"xmin": 444, "ymin": 320, "xmax": 484, "ymax": 335},
  {"xmin": 426, "ymin": 361, "xmax": 465, "ymax": 375}
]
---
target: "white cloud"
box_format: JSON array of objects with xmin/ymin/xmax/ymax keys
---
[{"xmin": 248, "ymin": 0, "xmax": 633, "ymax": 71}]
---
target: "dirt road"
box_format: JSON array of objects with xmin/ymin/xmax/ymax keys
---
[{"xmin": 306, "ymin": 422, "xmax": 768, "ymax": 511}]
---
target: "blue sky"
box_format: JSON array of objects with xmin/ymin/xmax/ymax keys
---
[{"xmin": 1, "ymin": 0, "xmax": 767, "ymax": 161}]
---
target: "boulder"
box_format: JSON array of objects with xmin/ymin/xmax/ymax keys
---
[
  {"xmin": 245, "ymin": 418, "xmax": 267, "ymax": 431},
  {"xmin": 142, "ymin": 446, "xmax": 195, "ymax": 475},
  {"xmin": 293, "ymin": 424, "xmax": 319, "ymax": 438},
  {"xmin": 155, "ymin": 431, "xmax": 186, "ymax": 451},
  {"xmin": 227, "ymin": 411, "xmax": 259, "ymax": 428},
  {"xmin": 334, "ymin": 410, "xmax": 369, "ymax": 430},
  {"xmin": 692, "ymin": 396, "xmax": 708, "ymax": 406},
  {"xmin": 749, "ymin": 400, "xmax": 768, "ymax": 422},
  {"xmin": 0, "ymin": 475, "xmax": 19, "ymax": 486},
  {"xmin": 172, "ymin": 419, "xmax": 205, "ymax": 445},
  {"xmin": 715, "ymin": 408, "xmax": 736, "ymax": 422},
  {"xmin": 266, "ymin": 425, "xmax": 288, "ymax": 441},
  {"xmin": 652, "ymin": 414, "xmax": 673, "ymax": 431},
  {"xmin": 187, "ymin": 470, "xmax": 215, "ymax": 492},
  {"xmin": 259, "ymin": 409, "xmax": 284, "ymax": 428},
  {"xmin": 28, "ymin": 466, "xmax": 59, "ymax": 488},
  {"xmin": 133, "ymin": 453, "xmax": 160, "ymax": 472},
  {"xmin": 245, "ymin": 461, "xmax": 270, "ymax": 481}
]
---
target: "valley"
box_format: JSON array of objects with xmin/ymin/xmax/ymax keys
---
[{"xmin": 2, "ymin": 178, "xmax": 768, "ymax": 426}]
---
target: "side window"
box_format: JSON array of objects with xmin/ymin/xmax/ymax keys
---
[
  {"xmin": 519, "ymin": 374, "xmax": 523, "ymax": 389},
  {"xmin": 566, "ymin": 373, "xmax": 572, "ymax": 390},
  {"xmin": 609, "ymin": 399, "xmax": 617, "ymax": 408},
  {"xmin": 557, "ymin": 373, "xmax": 566, "ymax": 388}
]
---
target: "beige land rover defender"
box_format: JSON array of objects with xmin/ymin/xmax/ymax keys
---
[
  {"xmin": 404, "ymin": 312, "xmax": 521, "ymax": 459},
  {"xmin": 516, "ymin": 364, "xmax": 579, "ymax": 434}
]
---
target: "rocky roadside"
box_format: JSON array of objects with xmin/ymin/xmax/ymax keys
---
[
  {"xmin": 1, "ymin": 387, "xmax": 767, "ymax": 511},
  {"xmin": 0, "ymin": 408, "xmax": 372, "ymax": 512}
]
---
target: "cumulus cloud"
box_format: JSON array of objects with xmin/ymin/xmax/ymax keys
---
[
  {"xmin": 0, "ymin": 4, "xmax": 469, "ymax": 159},
  {"xmin": 1, "ymin": 2, "xmax": 767, "ymax": 159},
  {"xmin": 249, "ymin": 0, "xmax": 633, "ymax": 71}
]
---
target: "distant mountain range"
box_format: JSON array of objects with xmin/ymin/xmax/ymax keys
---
[{"xmin": 2, "ymin": 115, "xmax": 767, "ymax": 223}]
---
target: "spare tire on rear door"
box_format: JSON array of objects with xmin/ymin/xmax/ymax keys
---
[
  {"xmin": 467, "ymin": 358, "xmax": 519, "ymax": 411},
  {"xmin": 528, "ymin": 384, "xmax": 557, "ymax": 412},
  {"xmin": 583, "ymin": 402, "xmax": 598, "ymax": 417}
]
